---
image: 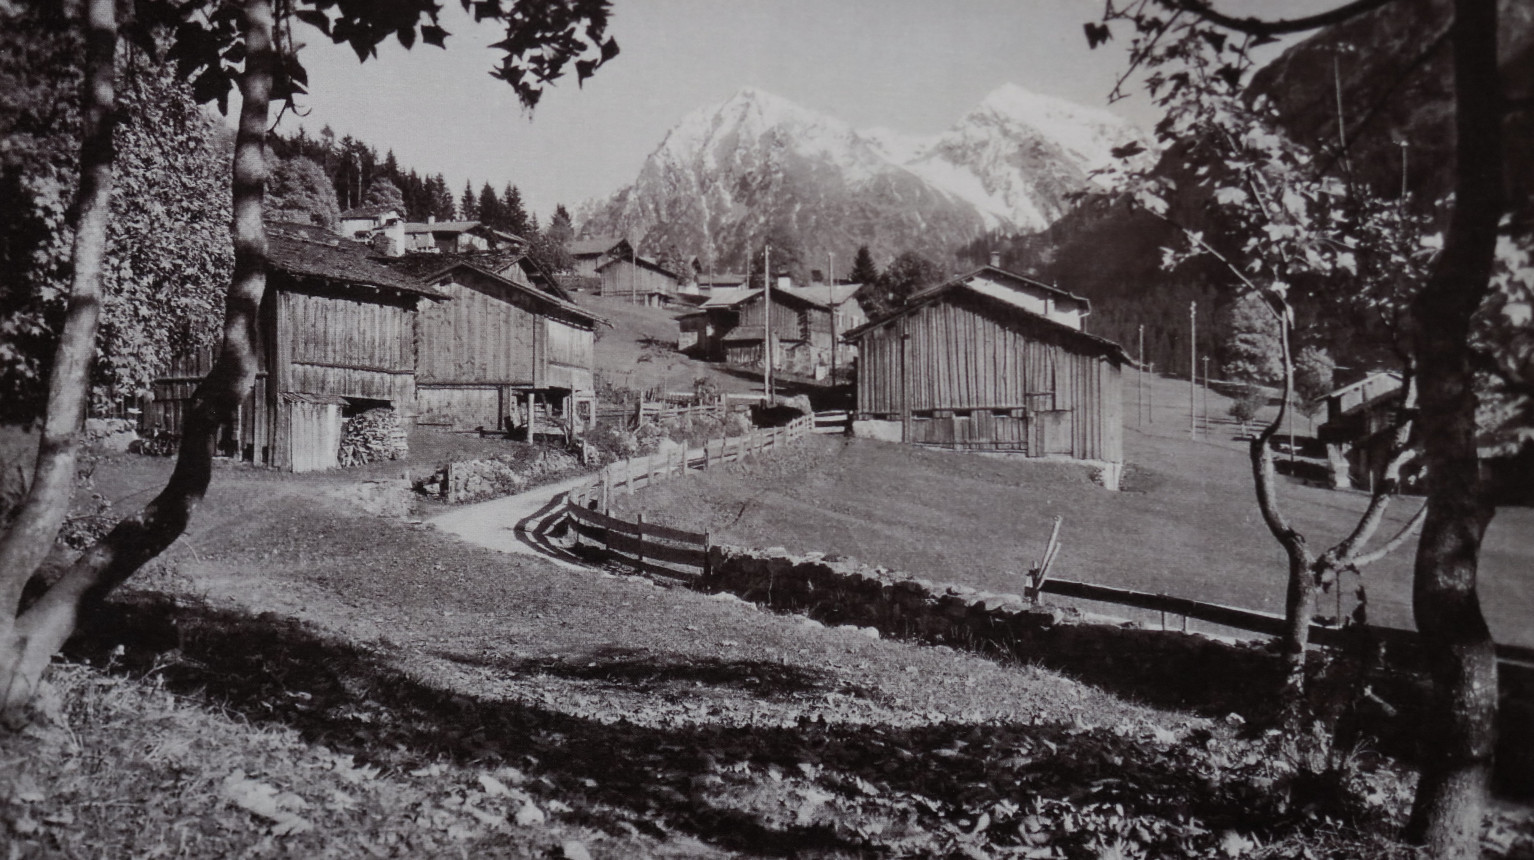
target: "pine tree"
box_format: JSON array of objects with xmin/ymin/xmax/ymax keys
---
[
  {"xmin": 849, "ymin": 245, "xmax": 879, "ymax": 286},
  {"xmin": 502, "ymin": 183, "xmax": 530, "ymax": 236},
  {"xmin": 478, "ymin": 182, "xmax": 500, "ymax": 229},
  {"xmin": 460, "ymin": 180, "xmax": 477, "ymax": 221}
]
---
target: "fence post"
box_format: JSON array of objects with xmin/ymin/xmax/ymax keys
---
[
  {"xmin": 602, "ymin": 468, "xmax": 611, "ymax": 514},
  {"xmin": 704, "ymin": 438, "xmax": 712, "ymax": 471},
  {"xmin": 625, "ymin": 458, "xmax": 634, "ymax": 495},
  {"xmin": 703, "ymin": 530, "xmax": 712, "ymax": 579},
  {"xmin": 635, "ymin": 513, "xmax": 645, "ymax": 571}
]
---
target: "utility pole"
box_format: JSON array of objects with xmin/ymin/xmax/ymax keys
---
[
  {"xmin": 1398, "ymin": 139, "xmax": 1410, "ymax": 200},
  {"xmin": 1201, "ymin": 355, "xmax": 1210, "ymax": 436},
  {"xmin": 1137, "ymin": 324, "xmax": 1145, "ymax": 427},
  {"xmin": 1189, "ymin": 301, "xmax": 1197, "ymax": 440},
  {"xmin": 764, "ymin": 242, "xmax": 773, "ymax": 401},
  {"xmin": 631, "ymin": 237, "xmax": 638, "ymax": 306},
  {"xmin": 828, "ymin": 250, "xmax": 837, "ymax": 385},
  {"xmin": 1148, "ymin": 362, "xmax": 1155, "ymax": 422}
]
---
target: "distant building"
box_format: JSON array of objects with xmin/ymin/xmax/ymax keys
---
[
  {"xmin": 595, "ymin": 247, "xmax": 682, "ymax": 306},
  {"xmin": 1316, "ymin": 371, "xmax": 1407, "ymax": 490},
  {"xmin": 678, "ymin": 279, "xmax": 862, "ymax": 379},
  {"xmin": 566, "ymin": 236, "xmax": 625, "ymax": 278},
  {"xmin": 338, "ymin": 205, "xmax": 405, "ymax": 255},
  {"xmin": 842, "ymin": 265, "xmax": 1124, "ymax": 486},
  {"xmin": 403, "ymin": 220, "xmax": 524, "ymax": 254}
]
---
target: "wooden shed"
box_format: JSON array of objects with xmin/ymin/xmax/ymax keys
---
[
  {"xmin": 402, "ymin": 258, "xmax": 603, "ymax": 432},
  {"xmin": 681, "ymin": 283, "xmax": 863, "ymax": 379},
  {"xmin": 595, "ymin": 245, "xmax": 681, "ymax": 306},
  {"xmin": 146, "ymin": 223, "xmax": 443, "ymax": 471},
  {"xmin": 843, "ymin": 266, "xmax": 1125, "ymax": 476}
]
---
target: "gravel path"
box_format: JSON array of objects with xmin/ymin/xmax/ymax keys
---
[{"xmin": 427, "ymin": 472, "xmax": 595, "ymax": 567}]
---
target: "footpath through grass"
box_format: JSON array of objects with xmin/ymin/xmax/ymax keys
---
[{"xmin": 14, "ymin": 447, "xmax": 1534, "ymax": 856}]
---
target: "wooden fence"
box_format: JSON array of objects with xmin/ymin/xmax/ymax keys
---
[
  {"xmin": 554, "ymin": 412, "xmax": 1534, "ymax": 670},
  {"xmin": 563, "ymin": 414, "xmax": 814, "ymax": 575}
]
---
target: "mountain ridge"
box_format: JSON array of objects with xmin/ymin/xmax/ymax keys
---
[{"xmin": 576, "ymin": 84, "xmax": 1152, "ymax": 272}]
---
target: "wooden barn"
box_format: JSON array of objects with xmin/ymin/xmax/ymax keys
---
[
  {"xmin": 843, "ymin": 265, "xmax": 1125, "ymax": 483},
  {"xmin": 146, "ymin": 223, "xmax": 444, "ymax": 471},
  {"xmin": 595, "ymin": 246, "xmax": 681, "ymax": 305},
  {"xmin": 402, "ymin": 258, "xmax": 603, "ymax": 432}
]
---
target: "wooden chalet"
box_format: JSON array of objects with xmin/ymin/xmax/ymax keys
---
[
  {"xmin": 843, "ymin": 265, "xmax": 1125, "ymax": 482},
  {"xmin": 567, "ymin": 236, "xmax": 624, "ymax": 278},
  {"xmin": 395, "ymin": 256, "xmax": 604, "ymax": 432},
  {"xmin": 1316, "ymin": 371, "xmax": 1406, "ymax": 489},
  {"xmin": 147, "ymin": 223, "xmax": 445, "ymax": 472},
  {"xmin": 595, "ymin": 245, "xmax": 681, "ymax": 306},
  {"xmin": 680, "ymin": 281, "xmax": 864, "ymax": 379}
]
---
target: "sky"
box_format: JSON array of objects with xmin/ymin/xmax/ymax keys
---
[{"xmin": 274, "ymin": 0, "xmax": 1330, "ymax": 221}]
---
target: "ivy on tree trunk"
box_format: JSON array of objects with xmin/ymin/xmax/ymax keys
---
[{"xmin": 0, "ymin": 0, "xmax": 116, "ymax": 717}]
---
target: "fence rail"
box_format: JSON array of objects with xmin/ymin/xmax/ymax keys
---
[{"xmin": 562, "ymin": 414, "xmax": 813, "ymax": 574}]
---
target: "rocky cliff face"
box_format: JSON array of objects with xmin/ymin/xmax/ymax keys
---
[{"xmin": 577, "ymin": 85, "xmax": 1153, "ymax": 271}]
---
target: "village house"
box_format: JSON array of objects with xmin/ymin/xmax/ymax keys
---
[
  {"xmin": 566, "ymin": 236, "xmax": 625, "ymax": 278},
  {"xmin": 384, "ymin": 255, "xmax": 603, "ymax": 433},
  {"xmin": 403, "ymin": 219, "xmax": 523, "ymax": 254},
  {"xmin": 842, "ymin": 264, "xmax": 1125, "ymax": 487},
  {"xmin": 595, "ymin": 244, "xmax": 682, "ymax": 306},
  {"xmin": 338, "ymin": 204, "xmax": 405, "ymax": 253},
  {"xmin": 1316, "ymin": 371, "xmax": 1408, "ymax": 490},
  {"xmin": 146, "ymin": 223, "xmax": 445, "ymax": 472},
  {"xmin": 678, "ymin": 277, "xmax": 862, "ymax": 380}
]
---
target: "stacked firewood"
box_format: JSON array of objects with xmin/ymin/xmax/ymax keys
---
[{"xmin": 338, "ymin": 408, "xmax": 408, "ymax": 467}]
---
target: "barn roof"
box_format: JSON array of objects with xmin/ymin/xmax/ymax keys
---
[
  {"xmin": 842, "ymin": 267, "xmax": 1123, "ymax": 361},
  {"xmin": 266, "ymin": 223, "xmax": 446, "ymax": 299},
  {"xmin": 594, "ymin": 252, "xmax": 681, "ymax": 279},
  {"xmin": 403, "ymin": 221, "xmax": 526, "ymax": 245},
  {"xmin": 568, "ymin": 236, "xmax": 624, "ymax": 256},
  {"xmin": 414, "ymin": 259, "xmax": 605, "ymax": 327},
  {"xmin": 907, "ymin": 266, "xmax": 1090, "ymax": 311},
  {"xmin": 791, "ymin": 283, "xmax": 862, "ymax": 306},
  {"xmin": 698, "ymin": 286, "xmax": 833, "ymax": 311}
]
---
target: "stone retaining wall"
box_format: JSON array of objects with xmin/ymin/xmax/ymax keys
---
[{"xmin": 701, "ymin": 544, "xmax": 1534, "ymax": 795}]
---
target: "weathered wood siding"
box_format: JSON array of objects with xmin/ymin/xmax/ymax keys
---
[
  {"xmin": 544, "ymin": 317, "xmax": 594, "ymax": 392},
  {"xmin": 599, "ymin": 258, "xmax": 676, "ymax": 299},
  {"xmin": 277, "ymin": 290, "xmax": 415, "ymax": 404},
  {"xmin": 416, "ymin": 385, "xmax": 505, "ymax": 429},
  {"xmin": 415, "ymin": 276, "xmax": 538, "ymax": 386},
  {"xmin": 855, "ymin": 295, "xmax": 1121, "ymax": 462},
  {"xmin": 738, "ymin": 293, "xmax": 808, "ymax": 342},
  {"xmin": 274, "ymin": 398, "xmax": 343, "ymax": 472}
]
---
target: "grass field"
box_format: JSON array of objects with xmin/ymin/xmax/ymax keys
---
[
  {"xmin": 612, "ymin": 371, "xmax": 1534, "ymax": 648},
  {"xmin": 10, "ymin": 430, "xmax": 1472, "ymax": 857}
]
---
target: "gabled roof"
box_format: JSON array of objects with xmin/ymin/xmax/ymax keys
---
[
  {"xmin": 339, "ymin": 204, "xmax": 401, "ymax": 221},
  {"xmin": 568, "ymin": 236, "xmax": 624, "ymax": 257},
  {"xmin": 595, "ymin": 252, "xmax": 681, "ymax": 280},
  {"xmin": 842, "ymin": 266, "xmax": 1121, "ymax": 360},
  {"xmin": 415, "ymin": 259, "xmax": 604, "ymax": 327},
  {"xmin": 699, "ymin": 285, "xmax": 841, "ymax": 312},
  {"xmin": 1322, "ymin": 371, "xmax": 1403, "ymax": 403},
  {"xmin": 696, "ymin": 272, "xmax": 747, "ymax": 288},
  {"xmin": 403, "ymin": 221, "xmax": 526, "ymax": 245},
  {"xmin": 791, "ymin": 283, "xmax": 862, "ymax": 306},
  {"xmin": 265, "ymin": 223, "xmax": 445, "ymax": 299},
  {"xmin": 907, "ymin": 265, "xmax": 1090, "ymax": 311}
]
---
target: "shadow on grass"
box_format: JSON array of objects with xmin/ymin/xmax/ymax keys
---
[
  {"xmin": 63, "ymin": 593, "xmax": 1366, "ymax": 856},
  {"xmin": 432, "ymin": 646, "xmax": 870, "ymax": 701}
]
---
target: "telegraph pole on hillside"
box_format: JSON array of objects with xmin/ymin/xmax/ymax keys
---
[
  {"xmin": 1137, "ymin": 324, "xmax": 1145, "ymax": 426},
  {"xmin": 1202, "ymin": 355, "xmax": 1210, "ymax": 436},
  {"xmin": 828, "ymin": 250, "xmax": 837, "ymax": 384},
  {"xmin": 764, "ymin": 242, "xmax": 774, "ymax": 400},
  {"xmin": 1189, "ymin": 301, "xmax": 1197, "ymax": 440}
]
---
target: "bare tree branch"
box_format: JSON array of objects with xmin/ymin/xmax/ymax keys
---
[{"xmin": 1170, "ymin": 0, "xmax": 1403, "ymax": 36}]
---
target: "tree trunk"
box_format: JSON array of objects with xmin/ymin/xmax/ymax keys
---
[
  {"xmin": 1402, "ymin": 0, "xmax": 1503, "ymax": 855},
  {"xmin": 0, "ymin": 0, "xmax": 117, "ymax": 716},
  {"xmin": 0, "ymin": 0, "xmax": 276, "ymax": 717}
]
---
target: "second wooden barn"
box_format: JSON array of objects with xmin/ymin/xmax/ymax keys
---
[
  {"xmin": 844, "ymin": 265, "xmax": 1126, "ymax": 487},
  {"xmin": 404, "ymin": 259, "xmax": 603, "ymax": 433}
]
